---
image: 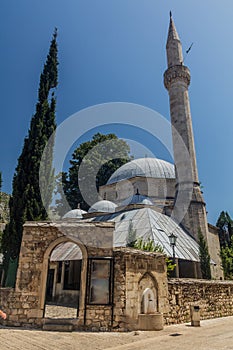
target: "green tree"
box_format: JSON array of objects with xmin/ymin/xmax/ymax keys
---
[
  {"xmin": 0, "ymin": 172, "xmax": 2, "ymax": 252},
  {"xmin": 198, "ymin": 229, "xmax": 211, "ymax": 279},
  {"xmin": 132, "ymin": 238, "xmax": 176, "ymax": 276},
  {"xmin": 216, "ymin": 211, "xmax": 233, "ymax": 247},
  {"xmin": 126, "ymin": 220, "xmax": 137, "ymax": 247},
  {"xmin": 2, "ymin": 30, "xmax": 58, "ymax": 284},
  {"xmin": 220, "ymin": 237, "xmax": 233, "ymax": 279},
  {"xmin": 0, "ymin": 191, "xmax": 10, "ymax": 224},
  {"xmin": 57, "ymin": 133, "xmax": 131, "ymax": 214}
]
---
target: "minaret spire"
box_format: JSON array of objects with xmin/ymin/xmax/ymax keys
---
[{"xmin": 166, "ymin": 14, "xmax": 183, "ymax": 67}]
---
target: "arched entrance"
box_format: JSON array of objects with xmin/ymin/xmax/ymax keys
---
[{"xmin": 44, "ymin": 241, "xmax": 83, "ymax": 319}]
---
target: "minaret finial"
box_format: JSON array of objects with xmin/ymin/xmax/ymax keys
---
[{"xmin": 170, "ymin": 11, "xmax": 172, "ymax": 18}]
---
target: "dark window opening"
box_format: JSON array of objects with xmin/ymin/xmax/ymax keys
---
[
  {"xmin": 57, "ymin": 261, "xmax": 62, "ymax": 283},
  {"xmin": 64, "ymin": 260, "xmax": 82, "ymax": 290}
]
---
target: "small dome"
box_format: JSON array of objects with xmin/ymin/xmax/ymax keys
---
[
  {"xmin": 88, "ymin": 200, "xmax": 117, "ymax": 214},
  {"xmin": 120, "ymin": 194, "xmax": 154, "ymax": 207},
  {"xmin": 107, "ymin": 157, "xmax": 175, "ymax": 185},
  {"xmin": 63, "ymin": 208, "xmax": 87, "ymax": 219}
]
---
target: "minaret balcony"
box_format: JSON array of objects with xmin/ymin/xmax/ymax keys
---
[{"xmin": 164, "ymin": 65, "xmax": 191, "ymax": 90}]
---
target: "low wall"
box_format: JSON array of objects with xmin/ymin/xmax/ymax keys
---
[
  {"xmin": 165, "ymin": 279, "xmax": 233, "ymax": 324},
  {"xmin": 2, "ymin": 277, "xmax": 233, "ymax": 329},
  {"xmin": 0, "ymin": 288, "xmax": 43, "ymax": 327}
]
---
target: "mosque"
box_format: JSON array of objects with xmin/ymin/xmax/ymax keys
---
[
  {"xmin": 62, "ymin": 13, "xmax": 222, "ymax": 281},
  {"xmin": 0, "ymin": 14, "xmax": 225, "ymax": 332}
]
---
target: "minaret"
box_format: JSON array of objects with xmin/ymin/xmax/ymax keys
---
[{"xmin": 164, "ymin": 13, "xmax": 208, "ymax": 241}]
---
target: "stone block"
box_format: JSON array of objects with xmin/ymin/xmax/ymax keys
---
[
  {"xmin": 138, "ymin": 313, "xmax": 163, "ymax": 331},
  {"xmin": 21, "ymin": 303, "xmax": 30, "ymax": 309},
  {"xmin": 27, "ymin": 309, "xmax": 43, "ymax": 318},
  {"xmin": 8, "ymin": 315, "xmax": 19, "ymax": 322}
]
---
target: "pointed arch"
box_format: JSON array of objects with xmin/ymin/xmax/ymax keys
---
[
  {"xmin": 138, "ymin": 271, "xmax": 159, "ymax": 290},
  {"xmin": 138, "ymin": 272, "xmax": 159, "ymax": 313}
]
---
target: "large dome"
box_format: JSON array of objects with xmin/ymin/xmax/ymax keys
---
[{"xmin": 107, "ymin": 157, "xmax": 175, "ymax": 185}]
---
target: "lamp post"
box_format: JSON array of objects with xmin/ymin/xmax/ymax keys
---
[{"xmin": 169, "ymin": 233, "xmax": 177, "ymax": 277}]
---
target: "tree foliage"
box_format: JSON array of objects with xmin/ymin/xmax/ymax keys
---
[
  {"xmin": 0, "ymin": 192, "xmax": 10, "ymax": 223},
  {"xmin": 132, "ymin": 237, "xmax": 176, "ymax": 276},
  {"xmin": 216, "ymin": 211, "xmax": 233, "ymax": 247},
  {"xmin": 133, "ymin": 237, "xmax": 164, "ymax": 253},
  {"xmin": 220, "ymin": 237, "xmax": 233, "ymax": 279},
  {"xmin": 216, "ymin": 211, "xmax": 233, "ymax": 279},
  {"xmin": 126, "ymin": 220, "xmax": 137, "ymax": 247},
  {"xmin": 2, "ymin": 30, "xmax": 58, "ymax": 277},
  {"xmin": 198, "ymin": 229, "xmax": 211, "ymax": 279},
  {"xmin": 0, "ymin": 173, "xmax": 2, "ymax": 253},
  {"xmin": 57, "ymin": 133, "xmax": 131, "ymax": 214}
]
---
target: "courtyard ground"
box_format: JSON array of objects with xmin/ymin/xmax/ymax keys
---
[{"xmin": 0, "ymin": 316, "xmax": 233, "ymax": 350}]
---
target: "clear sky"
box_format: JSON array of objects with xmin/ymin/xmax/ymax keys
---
[{"xmin": 1, "ymin": 0, "xmax": 233, "ymax": 225}]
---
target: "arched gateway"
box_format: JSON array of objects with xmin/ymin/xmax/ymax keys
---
[{"xmin": 43, "ymin": 240, "xmax": 85, "ymax": 318}]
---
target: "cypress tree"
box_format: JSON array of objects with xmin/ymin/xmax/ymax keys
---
[
  {"xmin": 216, "ymin": 211, "xmax": 233, "ymax": 247},
  {"xmin": 198, "ymin": 229, "xmax": 211, "ymax": 279},
  {"xmin": 126, "ymin": 220, "xmax": 137, "ymax": 247},
  {"xmin": 2, "ymin": 30, "xmax": 58, "ymax": 283}
]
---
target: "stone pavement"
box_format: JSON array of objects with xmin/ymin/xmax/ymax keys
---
[
  {"xmin": 0, "ymin": 316, "xmax": 233, "ymax": 350},
  {"xmin": 44, "ymin": 304, "xmax": 77, "ymax": 318}
]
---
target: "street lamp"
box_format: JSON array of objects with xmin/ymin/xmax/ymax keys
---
[{"xmin": 169, "ymin": 233, "xmax": 177, "ymax": 276}]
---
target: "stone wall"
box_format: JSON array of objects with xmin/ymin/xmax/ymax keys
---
[
  {"xmin": 0, "ymin": 288, "xmax": 43, "ymax": 327},
  {"xmin": 100, "ymin": 177, "xmax": 176, "ymax": 205},
  {"xmin": 165, "ymin": 279, "xmax": 233, "ymax": 325},
  {"xmin": 85, "ymin": 306, "xmax": 112, "ymax": 331},
  {"xmin": 207, "ymin": 224, "xmax": 223, "ymax": 280}
]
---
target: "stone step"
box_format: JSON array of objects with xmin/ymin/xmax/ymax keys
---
[
  {"xmin": 42, "ymin": 318, "xmax": 75, "ymax": 332},
  {"xmin": 42, "ymin": 323, "xmax": 73, "ymax": 332}
]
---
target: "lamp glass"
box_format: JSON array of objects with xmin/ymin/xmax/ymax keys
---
[{"xmin": 169, "ymin": 233, "xmax": 177, "ymax": 246}]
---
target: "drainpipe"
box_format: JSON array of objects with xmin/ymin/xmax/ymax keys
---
[
  {"xmin": 111, "ymin": 257, "xmax": 115, "ymax": 328},
  {"xmin": 84, "ymin": 258, "xmax": 90, "ymax": 327}
]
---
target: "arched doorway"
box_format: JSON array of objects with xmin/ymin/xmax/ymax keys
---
[{"xmin": 44, "ymin": 241, "xmax": 83, "ymax": 319}]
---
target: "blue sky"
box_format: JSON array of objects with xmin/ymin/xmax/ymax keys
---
[{"xmin": 1, "ymin": 0, "xmax": 233, "ymax": 224}]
